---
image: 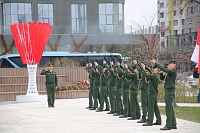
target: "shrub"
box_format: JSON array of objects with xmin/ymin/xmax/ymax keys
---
[{"xmin": 56, "ymin": 80, "xmax": 90, "ymax": 91}]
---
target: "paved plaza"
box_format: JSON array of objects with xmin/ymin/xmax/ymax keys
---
[{"xmin": 0, "ymin": 98, "xmax": 200, "ymax": 133}]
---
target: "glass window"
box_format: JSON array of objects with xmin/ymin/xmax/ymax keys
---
[
  {"xmin": 5, "ymin": 15, "xmax": 11, "ymax": 25},
  {"xmin": 191, "ymin": 7, "xmax": 194, "ymax": 13},
  {"xmin": 107, "ymin": 15, "xmax": 112, "ymax": 24},
  {"xmin": 180, "ymin": 9, "xmax": 183, "ymax": 15},
  {"xmin": 174, "ymin": 20, "xmax": 178, "ymax": 26},
  {"xmin": 161, "ymin": 22, "xmax": 165, "ymax": 27},
  {"xmin": 106, "ymin": 3, "xmax": 113, "ymax": 14},
  {"xmin": 160, "ymin": 2, "xmax": 164, "ymax": 8},
  {"xmin": 71, "ymin": 4, "xmax": 87, "ymax": 33},
  {"xmin": 189, "ymin": 28, "xmax": 192, "ymax": 33},
  {"xmin": 161, "ymin": 32, "xmax": 165, "ymax": 37},
  {"xmin": 11, "ymin": 3, "xmax": 17, "ymax": 14},
  {"xmin": 99, "ymin": 3, "xmax": 124, "ymax": 33},
  {"xmin": 160, "ymin": 12, "xmax": 164, "ymax": 18},
  {"xmin": 18, "ymin": 14, "xmax": 25, "ymax": 23},
  {"xmin": 3, "ymin": 3, "xmax": 32, "ymax": 33},
  {"xmin": 99, "ymin": 15, "xmax": 106, "ymax": 25},
  {"xmin": 25, "ymin": 3, "xmax": 31, "ymax": 14},
  {"xmin": 187, "ymin": 7, "xmax": 191, "ymax": 14},
  {"xmin": 5, "ymin": 3, "xmax": 11, "ymax": 14},
  {"xmin": 18, "ymin": 3, "xmax": 25, "ymax": 14},
  {"xmin": 38, "ymin": 4, "xmax": 53, "ymax": 26},
  {"xmin": 174, "ymin": 10, "xmax": 176, "ymax": 16},
  {"xmin": 174, "ymin": 30, "xmax": 178, "ymax": 35},
  {"xmin": 182, "ymin": 19, "xmax": 184, "ymax": 25},
  {"xmin": 119, "ymin": 4, "xmax": 122, "ymax": 14},
  {"xmin": 99, "ymin": 4, "xmax": 105, "ymax": 14}
]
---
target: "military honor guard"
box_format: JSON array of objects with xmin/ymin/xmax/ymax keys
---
[
  {"xmin": 119, "ymin": 62, "xmax": 130, "ymax": 118},
  {"xmin": 40, "ymin": 64, "xmax": 58, "ymax": 108},
  {"xmin": 85, "ymin": 61, "xmax": 94, "ymax": 109},
  {"xmin": 140, "ymin": 63, "xmax": 161, "ymax": 126},
  {"xmin": 96, "ymin": 59, "xmax": 110, "ymax": 112},
  {"xmin": 89, "ymin": 65, "xmax": 100, "ymax": 110},
  {"xmin": 151, "ymin": 59, "xmax": 177, "ymax": 130},
  {"xmin": 105, "ymin": 58, "xmax": 117, "ymax": 114},
  {"xmin": 126, "ymin": 64, "xmax": 141, "ymax": 120},
  {"xmin": 113, "ymin": 60, "xmax": 124, "ymax": 116},
  {"xmin": 135, "ymin": 60, "xmax": 149, "ymax": 123}
]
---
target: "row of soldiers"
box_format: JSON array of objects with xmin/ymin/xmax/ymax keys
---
[{"xmin": 85, "ymin": 57, "xmax": 177, "ymax": 130}]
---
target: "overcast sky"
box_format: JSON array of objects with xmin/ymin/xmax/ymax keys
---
[{"xmin": 124, "ymin": 0, "xmax": 158, "ymax": 33}]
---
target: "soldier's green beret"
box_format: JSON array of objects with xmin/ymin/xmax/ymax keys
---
[{"xmin": 168, "ymin": 60, "xmax": 177, "ymax": 64}]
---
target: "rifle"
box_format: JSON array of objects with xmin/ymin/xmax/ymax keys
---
[
  {"xmin": 145, "ymin": 65, "xmax": 152, "ymax": 74},
  {"xmin": 132, "ymin": 57, "xmax": 152, "ymax": 74},
  {"xmin": 83, "ymin": 56, "xmax": 89, "ymax": 65},
  {"xmin": 128, "ymin": 65, "xmax": 134, "ymax": 73}
]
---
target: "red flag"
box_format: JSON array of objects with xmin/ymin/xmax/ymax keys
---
[
  {"xmin": 192, "ymin": 28, "xmax": 200, "ymax": 70},
  {"xmin": 196, "ymin": 28, "xmax": 200, "ymax": 46},
  {"xmin": 196, "ymin": 28, "xmax": 200, "ymax": 72}
]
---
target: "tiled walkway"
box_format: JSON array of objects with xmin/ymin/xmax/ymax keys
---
[{"xmin": 0, "ymin": 98, "xmax": 199, "ymax": 133}]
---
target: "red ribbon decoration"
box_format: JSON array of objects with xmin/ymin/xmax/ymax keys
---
[{"xmin": 10, "ymin": 22, "xmax": 52, "ymax": 64}]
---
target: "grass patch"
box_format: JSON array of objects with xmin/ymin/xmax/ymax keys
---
[
  {"xmin": 159, "ymin": 106, "xmax": 200, "ymax": 123},
  {"xmin": 157, "ymin": 84, "xmax": 200, "ymax": 103}
]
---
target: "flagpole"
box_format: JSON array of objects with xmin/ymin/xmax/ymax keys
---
[
  {"xmin": 198, "ymin": 46, "xmax": 200, "ymax": 88},
  {"xmin": 199, "ymin": 39, "xmax": 200, "ymax": 73}
]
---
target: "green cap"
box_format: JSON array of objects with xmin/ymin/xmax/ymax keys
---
[
  {"xmin": 168, "ymin": 60, "xmax": 177, "ymax": 64},
  {"xmin": 48, "ymin": 63, "xmax": 53, "ymax": 67}
]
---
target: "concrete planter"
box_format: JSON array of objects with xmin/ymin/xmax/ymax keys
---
[{"xmin": 55, "ymin": 90, "xmax": 89, "ymax": 99}]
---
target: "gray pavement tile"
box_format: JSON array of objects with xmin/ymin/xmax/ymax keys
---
[{"xmin": 0, "ymin": 98, "xmax": 199, "ymax": 133}]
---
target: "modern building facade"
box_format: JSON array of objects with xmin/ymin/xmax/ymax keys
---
[
  {"xmin": 0, "ymin": 0, "xmax": 146, "ymax": 55},
  {"xmin": 157, "ymin": 0, "xmax": 200, "ymax": 48}
]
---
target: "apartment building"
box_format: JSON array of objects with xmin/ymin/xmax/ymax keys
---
[{"xmin": 157, "ymin": 0, "xmax": 200, "ymax": 48}]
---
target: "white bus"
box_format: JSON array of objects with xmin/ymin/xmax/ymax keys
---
[{"xmin": 0, "ymin": 52, "xmax": 122, "ymax": 68}]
